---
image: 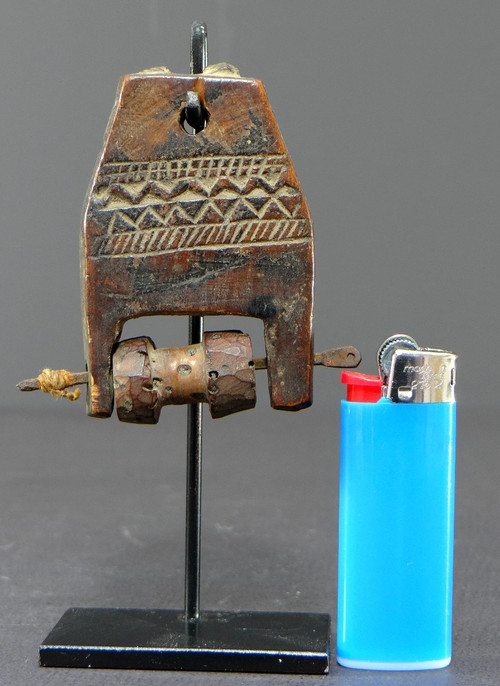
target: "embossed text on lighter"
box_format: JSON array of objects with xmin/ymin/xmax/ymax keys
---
[{"xmin": 337, "ymin": 335, "xmax": 457, "ymax": 670}]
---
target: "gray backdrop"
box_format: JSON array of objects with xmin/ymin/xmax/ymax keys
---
[{"xmin": 1, "ymin": 1, "xmax": 499, "ymax": 684}]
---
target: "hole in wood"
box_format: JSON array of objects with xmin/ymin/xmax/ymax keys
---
[{"xmin": 180, "ymin": 103, "xmax": 209, "ymax": 135}]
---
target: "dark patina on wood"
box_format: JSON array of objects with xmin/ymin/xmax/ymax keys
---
[{"xmin": 81, "ymin": 66, "xmax": 314, "ymax": 417}]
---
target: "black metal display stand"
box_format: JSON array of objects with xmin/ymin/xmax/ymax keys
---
[
  {"xmin": 39, "ymin": 24, "xmax": 330, "ymax": 674},
  {"xmin": 40, "ymin": 608, "xmax": 330, "ymax": 673}
]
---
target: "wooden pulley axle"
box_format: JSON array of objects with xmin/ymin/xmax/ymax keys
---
[{"xmin": 17, "ymin": 331, "xmax": 361, "ymax": 424}]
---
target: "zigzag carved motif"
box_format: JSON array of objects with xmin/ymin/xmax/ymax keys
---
[{"xmin": 104, "ymin": 187, "xmax": 302, "ymax": 233}]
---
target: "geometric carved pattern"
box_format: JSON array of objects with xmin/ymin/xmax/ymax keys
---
[
  {"xmin": 97, "ymin": 155, "xmax": 288, "ymax": 191},
  {"xmin": 91, "ymin": 219, "xmax": 309, "ymax": 257},
  {"xmin": 89, "ymin": 155, "xmax": 311, "ymax": 257}
]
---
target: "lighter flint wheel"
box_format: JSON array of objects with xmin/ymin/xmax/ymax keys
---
[{"xmin": 377, "ymin": 334, "xmax": 419, "ymax": 382}]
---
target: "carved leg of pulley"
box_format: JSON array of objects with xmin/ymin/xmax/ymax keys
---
[
  {"xmin": 83, "ymin": 309, "xmax": 122, "ymax": 418},
  {"xmin": 263, "ymin": 305, "xmax": 313, "ymax": 411}
]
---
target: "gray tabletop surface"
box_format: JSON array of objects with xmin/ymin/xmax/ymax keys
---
[{"xmin": 1, "ymin": 1, "xmax": 499, "ymax": 684}]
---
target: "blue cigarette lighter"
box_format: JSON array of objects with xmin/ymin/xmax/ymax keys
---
[{"xmin": 337, "ymin": 335, "xmax": 457, "ymax": 670}]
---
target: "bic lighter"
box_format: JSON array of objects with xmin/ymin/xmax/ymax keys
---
[{"xmin": 337, "ymin": 335, "xmax": 457, "ymax": 670}]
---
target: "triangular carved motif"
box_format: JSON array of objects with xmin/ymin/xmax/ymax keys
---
[
  {"xmin": 150, "ymin": 179, "xmax": 182, "ymax": 200},
  {"xmin": 165, "ymin": 205, "xmax": 197, "ymax": 226},
  {"xmin": 114, "ymin": 182, "xmax": 149, "ymax": 204},
  {"xmin": 179, "ymin": 200, "xmax": 208, "ymax": 220},
  {"xmin": 245, "ymin": 195, "xmax": 271, "ymax": 214},
  {"xmin": 228, "ymin": 199, "xmax": 260, "ymax": 222},
  {"xmin": 136, "ymin": 207, "xmax": 166, "ymax": 230},
  {"xmin": 109, "ymin": 211, "xmax": 139, "ymax": 234},
  {"xmin": 197, "ymin": 204, "xmax": 225, "ymax": 224},
  {"xmin": 226, "ymin": 174, "xmax": 251, "ymax": 193},
  {"xmin": 260, "ymin": 170, "xmax": 286, "ymax": 191},
  {"xmin": 193, "ymin": 176, "xmax": 221, "ymax": 195},
  {"xmin": 274, "ymin": 194, "xmax": 301, "ymax": 217},
  {"xmin": 213, "ymin": 200, "xmax": 238, "ymax": 217},
  {"xmin": 261, "ymin": 200, "xmax": 291, "ymax": 219}
]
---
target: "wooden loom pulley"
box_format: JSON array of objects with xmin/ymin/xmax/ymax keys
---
[
  {"xmin": 81, "ymin": 60, "xmax": 317, "ymax": 418},
  {"xmin": 19, "ymin": 53, "xmax": 363, "ymax": 419}
]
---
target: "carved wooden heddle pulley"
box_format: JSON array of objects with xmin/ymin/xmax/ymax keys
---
[
  {"xmin": 18, "ymin": 53, "xmax": 361, "ymax": 422},
  {"xmin": 81, "ymin": 61, "xmax": 317, "ymax": 418}
]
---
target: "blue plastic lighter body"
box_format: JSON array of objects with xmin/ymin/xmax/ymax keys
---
[{"xmin": 337, "ymin": 397, "xmax": 456, "ymax": 670}]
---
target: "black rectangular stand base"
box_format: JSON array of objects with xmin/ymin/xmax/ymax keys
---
[{"xmin": 40, "ymin": 608, "xmax": 330, "ymax": 674}]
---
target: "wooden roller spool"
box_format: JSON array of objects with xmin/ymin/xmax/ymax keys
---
[{"xmin": 113, "ymin": 330, "xmax": 256, "ymax": 424}]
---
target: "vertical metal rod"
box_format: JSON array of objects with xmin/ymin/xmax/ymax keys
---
[
  {"xmin": 190, "ymin": 21, "xmax": 207, "ymax": 76},
  {"xmin": 185, "ymin": 21, "xmax": 207, "ymax": 624},
  {"xmin": 185, "ymin": 317, "xmax": 203, "ymax": 623}
]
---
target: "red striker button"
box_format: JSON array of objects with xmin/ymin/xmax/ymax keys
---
[{"xmin": 341, "ymin": 371, "xmax": 383, "ymax": 403}]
